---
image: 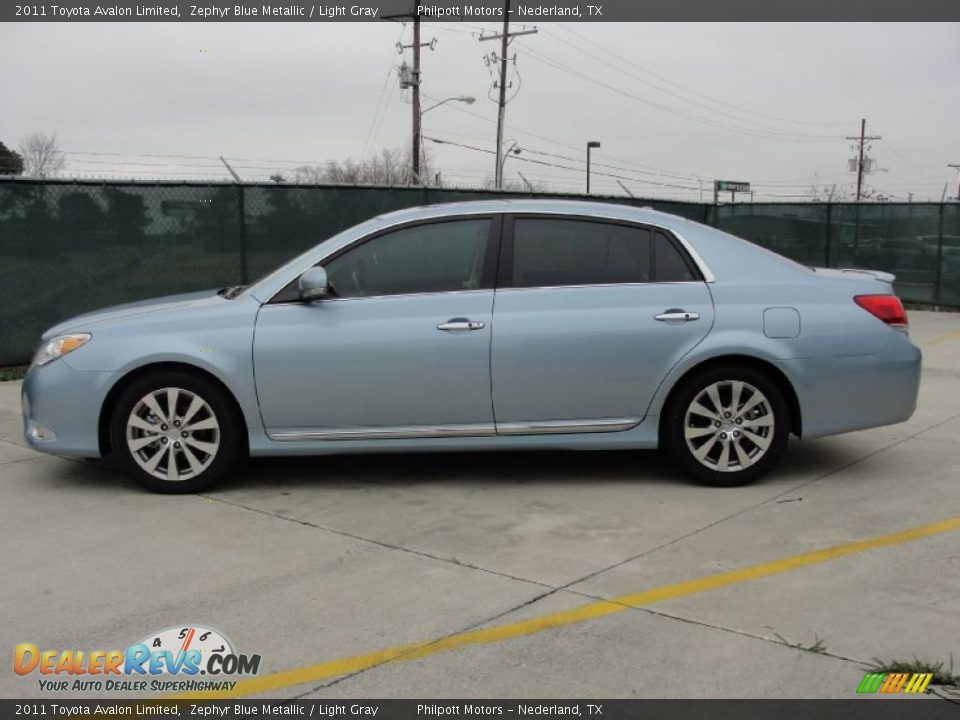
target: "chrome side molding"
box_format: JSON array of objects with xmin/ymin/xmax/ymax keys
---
[
  {"xmin": 496, "ymin": 418, "xmax": 639, "ymax": 435},
  {"xmin": 268, "ymin": 417, "xmax": 639, "ymax": 442},
  {"xmin": 269, "ymin": 424, "xmax": 497, "ymax": 441}
]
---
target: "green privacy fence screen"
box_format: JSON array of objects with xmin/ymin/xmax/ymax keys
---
[{"xmin": 1, "ymin": 178, "xmax": 958, "ymax": 365}]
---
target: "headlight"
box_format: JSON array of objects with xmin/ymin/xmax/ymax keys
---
[{"xmin": 29, "ymin": 333, "xmax": 91, "ymax": 371}]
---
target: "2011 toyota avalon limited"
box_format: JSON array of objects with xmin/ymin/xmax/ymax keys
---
[{"xmin": 22, "ymin": 200, "xmax": 921, "ymax": 492}]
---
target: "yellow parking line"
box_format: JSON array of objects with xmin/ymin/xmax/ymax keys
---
[
  {"xmin": 924, "ymin": 328, "xmax": 960, "ymax": 346},
  {"xmin": 169, "ymin": 515, "xmax": 960, "ymax": 700}
]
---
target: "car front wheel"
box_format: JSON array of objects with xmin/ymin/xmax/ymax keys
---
[
  {"xmin": 664, "ymin": 365, "xmax": 790, "ymax": 487},
  {"xmin": 109, "ymin": 371, "xmax": 241, "ymax": 493}
]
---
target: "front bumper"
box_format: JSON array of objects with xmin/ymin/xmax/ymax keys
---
[{"xmin": 22, "ymin": 359, "xmax": 114, "ymax": 458}]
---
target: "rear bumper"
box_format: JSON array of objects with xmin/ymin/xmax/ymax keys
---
[
  {"xmin": 784, "ymin": 332, "xmax": 921, "ymax": 440},
  {"xmin": 22, "ymin": 359, "xmax": 113, "ymax": 458}
]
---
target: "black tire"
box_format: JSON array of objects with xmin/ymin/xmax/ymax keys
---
[
  {"xmin": 109, "ymin": 370, "xmax": 242, "ymax": 493},
  {"xmin": 663, "ymin": 364, "xmax": 790, "ymax": 487}
]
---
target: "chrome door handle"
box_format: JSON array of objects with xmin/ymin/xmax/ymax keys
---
[
  {"xmin": 437, "ymin": 318, "xmax": 485, "ymax": 332},
  {"xmin": 654, "ymin": 310, "xmax": 700, "ymax": 322}
]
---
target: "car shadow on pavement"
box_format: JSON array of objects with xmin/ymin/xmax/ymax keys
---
[
  {"xmin": 220, "ymin": 438, "xmax": 858, "ymax": 493},
  {"xmin": 33, "ymin": 436, "xmax": 864, "ymax": 494},
  {"xmin": 226, "ymin": 448, "xmax": 686, "ymax": 491}
]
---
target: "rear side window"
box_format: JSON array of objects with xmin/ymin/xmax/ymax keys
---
[
  {"xmin": 511, "ymin": 218, "xmax": 652, "ymax": 288},
  {"xmin": 654, "ymin": 232, "xmax": 698, "ymax": 282}
]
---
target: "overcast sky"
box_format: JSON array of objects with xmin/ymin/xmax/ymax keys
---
[{"xmin": 2, "ymin": 21, "xmax": 958, "ymax": 200}]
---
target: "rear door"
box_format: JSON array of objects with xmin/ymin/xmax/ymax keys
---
[{"xmin": 490, "ymin": 215, "xmax": 714, "ymax": 432}]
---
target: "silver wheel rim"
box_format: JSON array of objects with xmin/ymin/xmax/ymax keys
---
[
  {"xmin": 125, "ymin": 387, "xmax": 220, "ymax": 482},
  {"xmin": 683, "ymin": 380, "xmax": 774, "ymax": 473}
]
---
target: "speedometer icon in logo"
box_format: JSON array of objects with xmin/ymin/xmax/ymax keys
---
[
  {"xmin": 129, "ymin": 624, "xmax": 261, "ymax": 676},
  {"xmin": 138, "ymin": 625, "xmax": 234, "ymax": 671}
]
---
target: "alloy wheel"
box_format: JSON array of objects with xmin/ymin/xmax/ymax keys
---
[
  {"xmin": 683, "ymin": 380, "xmax": 774, "ymax": 473},
  {"xmin": 125, "ymin": 387, "xmax": 220, "ymax": 481}
]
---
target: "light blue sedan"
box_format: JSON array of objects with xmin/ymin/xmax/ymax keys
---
[{"xmin": 22, "ymin": 200, "xmax": 921, "ymax": 492}]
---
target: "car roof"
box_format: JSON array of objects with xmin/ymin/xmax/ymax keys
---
[
  {"xmin": 370, "ymin": 198, "xmax": 689, "ymax": 228},
  {"xmin": 246, "ymin": 198, "xmax": 813, "ymax": 302}
]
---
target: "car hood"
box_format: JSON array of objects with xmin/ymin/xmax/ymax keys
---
[{"xmin": 42, "ymin": 290, "xmax": 222, "ymax": 340}]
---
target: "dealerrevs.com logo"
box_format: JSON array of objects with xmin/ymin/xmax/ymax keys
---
[{"xmin": 14, "ymin": 625, "xmax": 261, "ymax": 694}]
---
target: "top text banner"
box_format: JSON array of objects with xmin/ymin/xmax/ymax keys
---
[{"xmin": 4, "ymin": 0, "xmax": 959, "ymax": 22}]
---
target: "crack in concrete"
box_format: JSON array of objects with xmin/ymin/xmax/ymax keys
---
[
  {"xmin": 0, "ymin": 454, "xmax": 44, "ymax": 468},
  {"xmin": 199, "ymin": 492, "xmax": 557, "ymax": 592}
]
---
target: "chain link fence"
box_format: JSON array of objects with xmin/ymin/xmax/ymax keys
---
[{"xmin": 1, "ymin": 178, "xmax": 957, "ymax": 365}]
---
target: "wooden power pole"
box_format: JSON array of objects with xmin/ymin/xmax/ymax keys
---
[
  {"xmin": 480, "ymin": 0, "xmax": 536, "ymax": 189},
  {"xmin": 412, "ymin": 15, "xmax": 421, "ymax": 183},
  {"xmin": 846, "ymin": 118, "xmax": 881, "ymax": 202}
]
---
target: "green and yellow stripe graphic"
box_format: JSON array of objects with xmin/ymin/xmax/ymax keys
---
[{"xmin": 857, "ymin": 672, "xmax": 933, "ymax": 694}]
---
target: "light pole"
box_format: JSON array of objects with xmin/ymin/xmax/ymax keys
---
[
  {"xmin": 417, "ymin": 96, "xmax": 475, "ymax": 184},
  {"xmin": 499, "ymin": 141, "xmax": 521, "ymax": 187},
  {"xmin": 586, "ymin": 141, "xmax": 601, "ymax": 194}
]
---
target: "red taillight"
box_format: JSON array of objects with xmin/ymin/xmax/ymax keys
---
[{"xmin": 854, "ymin": 294, "xmax": 908, "ymax": 329}]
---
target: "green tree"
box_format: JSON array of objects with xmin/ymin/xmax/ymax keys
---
[
  {"xmin": 0, "ymin": 141, "xmax": 24, "ymax": 175},
  {"xmin": 103, "ymin": 188, "xmax": 150, "ymax": 244},
  {"xmin": 57, "ymin": 191, "xmax": 106, "ymax": 246}
]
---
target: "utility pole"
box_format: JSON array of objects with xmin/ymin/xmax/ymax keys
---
[
  {"xmin": 412, "ymin": 15, "xmax": 421, "ymax": 184},
  {"xmin": 480, "ymin": 1, "xmax": 537, "ymax": 189},
  {"xmin": 846, "ymin": 119, "xmax": 881, "ymax": 202},
  {"xmin": 392, "ymin": 13, "xmax": 435, "ymax": 184},
  {"xmin": 493, "ymin": 2, "xmax": 508, "ymax": 188},
  {"xmin": 948, "ymin": 164, "xmax": 960, "ymax": 201}
]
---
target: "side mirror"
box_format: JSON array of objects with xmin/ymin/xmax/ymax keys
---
[{"xmin": 298, "ymin": 267, "xmax": 330, "ymax": 302}]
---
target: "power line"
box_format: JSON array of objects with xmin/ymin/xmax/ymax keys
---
[
  {"xmin": 553, "ymin": 23, "xmax": 854, "ymax": 129},
  {"xmin": 425, "ymin": 135, "xmax": 700, "ymax": 191},
  {"xmin": 361, "ymin": 28, "xmax": 403, "ymax": 158},
  {"xmin": 420, "ymin": 91, "xmax": 706, "ymax": 182},
  {"xmin": 521, "ymin": 45, "xmax": 845, "ymax": 143},
  {"xmin": 539, "ymin": 26, "xmax": 838, "ymax": 139}
]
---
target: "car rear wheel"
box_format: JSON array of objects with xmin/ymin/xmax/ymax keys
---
[
  {"xmin": 664, "ymin": 365, "xmax": 790, "ymax": 487},
  {"xmin": 110, "ymin": 370, "xmax": 241, "ymax": 493}
]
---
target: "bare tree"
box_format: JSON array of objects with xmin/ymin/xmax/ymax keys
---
[
  {"xmin": 19, "ymin": 132, "xmax": 65, "ymax": 178},
  {"xmin": 809, "ymin": 182, "xmax": 846, "ymax": 202},
  {"xmin": 291, "ymin": 147, "xmax": 436, "ymax": 187}
]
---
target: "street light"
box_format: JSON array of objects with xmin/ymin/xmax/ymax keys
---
[
  {"xmin": 416, "ymin": 96, "xmax": 476, "ymax": 185},
  {"xmin": 421, "ymin": 95, "xmax": 476, "ymax": 115},
  {"xmin": 586, "ymin": 141, "xmax": 601, "ymax": 194}
]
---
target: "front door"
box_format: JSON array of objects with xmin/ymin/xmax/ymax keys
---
[
  {"xmin": 254, "ymin": 216, "xmax": 499, "ymax": 438},
  {"xmin": 491, "ymin": 215, "xmax": 714, "ymax": 432}
]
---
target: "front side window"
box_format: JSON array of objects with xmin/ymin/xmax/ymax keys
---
[
  {"xmin": 325, "ymin": 218, "xmax": 491, "ymax": 298},
  {"xmin": 511, "ymin": 218, "xmax": 652, "ymax": 288}
]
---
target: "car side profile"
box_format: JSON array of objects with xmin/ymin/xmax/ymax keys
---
[{"xmin": 22, "ymin": 200, "xmax": 921, "ymax": 492}]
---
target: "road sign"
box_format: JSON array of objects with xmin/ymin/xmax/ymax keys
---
[{"xmin": 715, "ymin": 180, "xmax": 751, "ymax": 193}]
